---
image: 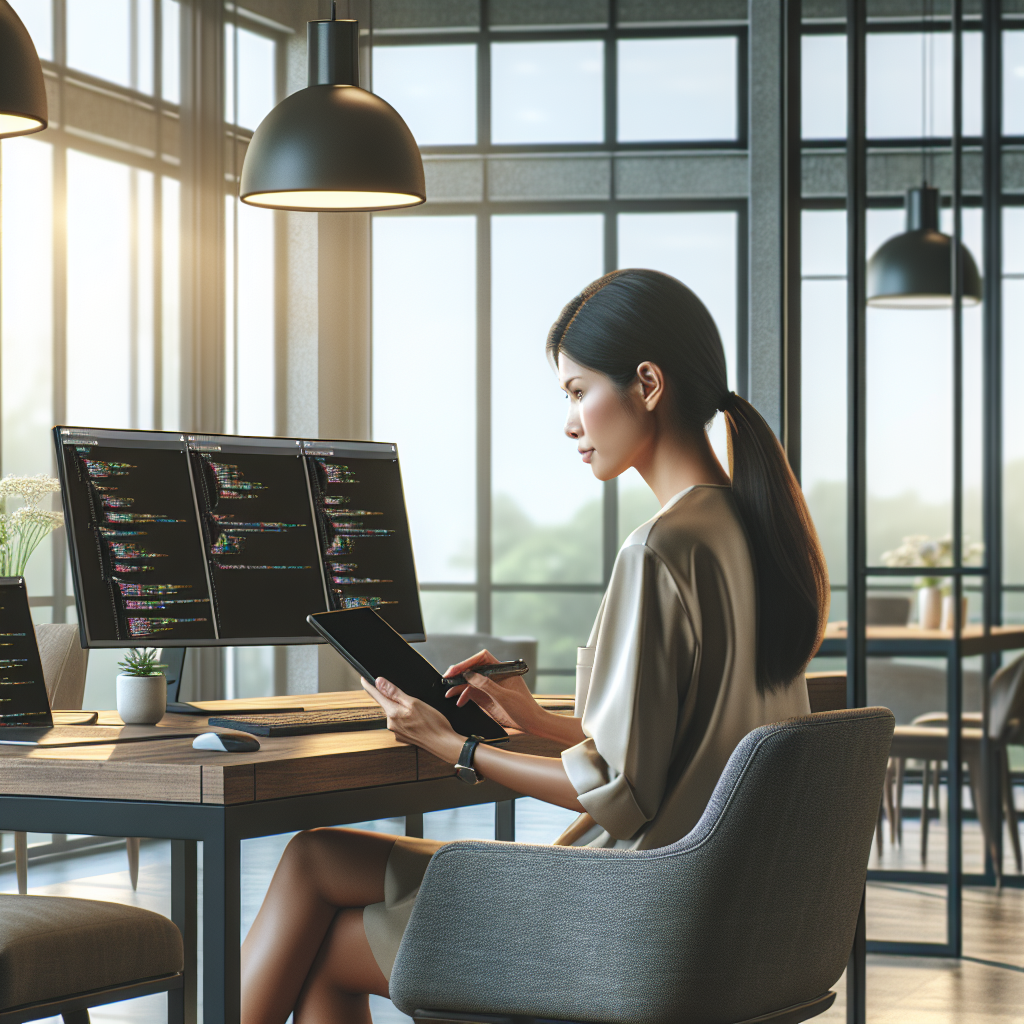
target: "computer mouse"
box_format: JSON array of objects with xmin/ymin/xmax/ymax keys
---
[{"xmin": 192, "ymin": 731, "xmax": 261, "ymax": 752}]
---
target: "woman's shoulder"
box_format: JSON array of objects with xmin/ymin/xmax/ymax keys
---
[{"xmin": 635, "ymin": 484, "xmax": 749, "ymax": 573}]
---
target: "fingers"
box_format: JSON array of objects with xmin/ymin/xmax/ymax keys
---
[
  {"xmin": 443, "ymin": 649, "xmax": 498, "ymax": 678},
  {"xmin": 362, "ymin": 676, "xmax": 408, "ymax": 713},
  {"xmin": 444, "ymin": 682, "xmax": 468, "ymax": 700}
]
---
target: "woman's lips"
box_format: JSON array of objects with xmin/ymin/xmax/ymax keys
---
[{"xmin": 579, "ymin": 448, "xmax": 594, "ymax": 464}]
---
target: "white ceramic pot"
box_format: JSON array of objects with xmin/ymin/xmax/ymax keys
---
[
  {"xmin": 917, "ymin": 586, "xmax": 943, "ymax": 629},
  {"xmin": 116, "ymin": 673, "xmax": 167, "ymax": 725},
  {"xmin": 940, "ymin": 594, "xmax": 969, "ymax": 632}
]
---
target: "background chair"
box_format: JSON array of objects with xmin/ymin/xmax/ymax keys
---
[
  {"xmin": 888, "ymin": 653, "xmax": 1024, "ymax": 876},
  {"xmin": 5, "ymin": 625, "xmax": 141, "ymax": 894},
  {"xmin": 389, "ymin": 707, "xmax": 895, "ymax": 1024},
  {"xmin": 0, "ymin": 893, "xmax": 182, "ymax": 1024}
]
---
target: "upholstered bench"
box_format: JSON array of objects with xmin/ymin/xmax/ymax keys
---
[{"xmin": 0, "ymin": 895, "xmax": 183, "ymax": 1024}]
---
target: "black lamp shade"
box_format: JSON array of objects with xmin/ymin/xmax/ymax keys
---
[
  {"xmin": 239, "ymin": 18, "xmax": 424, "ymax": 213},
  {"xmin": 867, "ymin": 187, "xmax": 982, "ymax": 309},
  {"xmin": 0, "ymin": 0, "xmax": 48, "ymax": 139}
]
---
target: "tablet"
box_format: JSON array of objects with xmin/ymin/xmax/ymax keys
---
[{"xmin": 307, "ymin": 608, "xmax": 508, "ymax": 742}]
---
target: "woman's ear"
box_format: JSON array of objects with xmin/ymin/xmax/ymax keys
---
[{"xmin": 635, "ymin": 362, "xmax": 665, "ymax": 411}]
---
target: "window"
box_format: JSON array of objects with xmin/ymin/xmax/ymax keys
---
[
  {"xmin": 802, "ymin": 29, "xmax": 983, "ymax": 140},
  {"xmin": 491, "ymin": 40, "xmax": 604, "ymax": 144},
  {"xmin": 371, "ymin": 5, "xmax": 744, "ymax": 689},
  {"xmin": 617, "ymin": 36, "xmax": 738, "ymax": 142},
  {"xmin": 373, "ymin": 44, "xmax": 477, "ymax": 145},
  {"xmin": 0, "ymin": 1, "xmax": 284, "ymax": 704}
]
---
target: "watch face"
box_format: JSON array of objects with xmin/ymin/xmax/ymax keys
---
[{"xmin": 456, "ymin": 765, "xmax": 479, "ymax": 784}]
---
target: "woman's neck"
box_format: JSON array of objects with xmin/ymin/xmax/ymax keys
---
[{"xmin": 633, "ymin": 425, "xmax": 730, "ymax": 507}]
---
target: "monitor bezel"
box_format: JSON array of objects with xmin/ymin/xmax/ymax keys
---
[{"xmin": 53, "ymin": 425, "xmax": 426, "ymax": 648}]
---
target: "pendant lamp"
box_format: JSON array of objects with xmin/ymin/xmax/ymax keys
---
[
  {"xmin": 866, "ymin": 186, "xmax": 981, "ymax": 309},
  {"xmin": 239, "ymin": 13, "xmax": 424, "ymax": 212},
  {"xmin": 0, "ymin": 0, "xmax": 48, "ymax": 139}
]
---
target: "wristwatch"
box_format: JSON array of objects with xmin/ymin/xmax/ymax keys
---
[{"xmin": 454, "ymin": 735, "xmax": 484, "ymax": 785}]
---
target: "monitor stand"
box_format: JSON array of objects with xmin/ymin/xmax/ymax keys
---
[{"xmin": 161, "ymin": 648, "xmax": 302, "ymax": 715}]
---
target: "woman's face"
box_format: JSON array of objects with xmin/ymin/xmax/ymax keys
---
[{"xmin": 558, "ymin": 352, "xmax": 653, "ymax": 482}]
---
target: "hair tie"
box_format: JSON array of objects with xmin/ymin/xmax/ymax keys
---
[{"xmin": 720, "ymin": 391, "xmax": 737, "ymax": 413}]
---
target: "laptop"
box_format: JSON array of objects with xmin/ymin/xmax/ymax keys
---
[{"xmin": 0, "ymin": 577, "xmax": 193, "ymax": 747}]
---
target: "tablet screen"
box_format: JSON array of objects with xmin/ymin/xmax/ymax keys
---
[{"xmin": 308, "ymin": 608, "xmax": 507, "ymax": 741}]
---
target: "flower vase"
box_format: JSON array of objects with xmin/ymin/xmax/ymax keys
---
[
  {"xmin": 116, "ymin": 673, "xmax": 167, "ymax": 725},
  {"xmin": 917, "ymin": 586, "xmax": 942, "ymax": 629},
  {"xmin": 940, "ymin": 595, "xmax": 969, "ymax": 632}
]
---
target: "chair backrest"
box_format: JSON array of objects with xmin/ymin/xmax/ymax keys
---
[
  {"xmin": 990, "ymin": 653, "xmax": 1024, "ymax": 742},
  {"xmin": 390, "ymin": 708, "xmax": 893, "ymax": 1024},
  {"xmin": 620, "ymin": 708, "xmax": 894, "ymax": 1023},
  {"xmin": 35, "ymin": 623, "xmax": 89, "ymax": 710}
]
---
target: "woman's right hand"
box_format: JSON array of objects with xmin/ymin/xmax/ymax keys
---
[{"xmin": 443, "ymin": 650, "xmax": 543, "ymax": 735}]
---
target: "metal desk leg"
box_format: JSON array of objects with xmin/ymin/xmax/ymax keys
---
[
  {"xmin": 170, "ymin": 840, "xmax": 197, "ymax": 1024},
  {"xmin": 846, "ymin": 890, "xmax": 866, "ymax": 1024},
  {"xmin": 203, "ymin": 825, "xmax": 241, "ymax": 1024},
  {"xmin": 495, "ymin": 799, "xmax": 515, "ymax": 841},
  {"xmin": 405, "ymin": 813, "xmax": 424, "ymax": 838}
]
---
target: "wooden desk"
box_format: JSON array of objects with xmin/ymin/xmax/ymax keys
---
[{"xmin": 0, "ymin": 693, "xmax": 570, "ymax": 1024}]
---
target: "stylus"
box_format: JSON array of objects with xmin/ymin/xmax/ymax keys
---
[{"xmin": 463, "ymin": 660, "xmax": 529, "ymax": 679}]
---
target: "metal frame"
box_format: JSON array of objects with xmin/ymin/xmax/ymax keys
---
[
  {"xmin": 0, "ymin": 778, "xmax": 523, "ymax": 1024},
  {"xmin": 0, "ymin": 974, "xmax": 183, "ymax": 1024}
]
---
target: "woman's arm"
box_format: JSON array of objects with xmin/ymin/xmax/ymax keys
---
[{"xmin": 363, "ymin": 677, "xmax": 585, "ymax": 813}]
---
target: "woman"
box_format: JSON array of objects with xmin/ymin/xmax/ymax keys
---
[{"xmin": 240, "ymin": 269, "xmax": 829, "ymax": 1024}]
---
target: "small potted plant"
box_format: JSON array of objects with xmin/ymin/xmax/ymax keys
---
[{"xmin": 116, "ymin": 648, "xmax": 169, "ymax": 725}]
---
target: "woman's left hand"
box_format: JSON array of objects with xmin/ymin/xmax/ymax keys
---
[{"xmin": 361, "ymin": 676, "xmax": 463, "ymax": 763}]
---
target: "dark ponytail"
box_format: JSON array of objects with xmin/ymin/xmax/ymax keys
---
[{"xmin": 547, "ymin": 269, "xmax": 829, "ymax": 694}]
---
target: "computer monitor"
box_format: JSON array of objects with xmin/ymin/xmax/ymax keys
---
[{"xmin": 54, "ymin": 426, "xmax": 425, "ymax": 647}]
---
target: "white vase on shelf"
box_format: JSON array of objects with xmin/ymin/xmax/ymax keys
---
[{"xmin": 917, "ymin": 586, "xmax": 942, "ymax": 629}]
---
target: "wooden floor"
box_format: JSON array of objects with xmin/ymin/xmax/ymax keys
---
[{"xmin": 2, "ymin": 796, "xmax": 1022, "ymax": 1024}]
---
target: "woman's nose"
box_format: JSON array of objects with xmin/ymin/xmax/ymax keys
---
[{"xmin": 564, "ymin": 411, "xmax": 579, "ymax": 440}]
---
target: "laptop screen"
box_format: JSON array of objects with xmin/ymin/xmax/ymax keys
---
[{"xmin": 0, "ymin": 578, "xmax": 53, "ymax": 728}]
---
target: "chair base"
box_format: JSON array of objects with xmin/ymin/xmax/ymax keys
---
[
  {"xmin": 413, "ymin": 990, "xmax": 837, "ymax": 1024},
  {"xmin": 0, "ymin": 973, "xmax": 182, "ymax": 1024}
]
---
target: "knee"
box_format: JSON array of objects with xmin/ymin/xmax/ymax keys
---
[{"xmin": 280, "ymin": 827, "xmax": 338, "ymax": 880}]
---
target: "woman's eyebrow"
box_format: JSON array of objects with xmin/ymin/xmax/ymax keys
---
[{"xmin": 561, "ymin": 376, "xmax": 581, "ymax": 389}]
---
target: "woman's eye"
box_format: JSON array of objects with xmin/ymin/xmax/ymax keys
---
[{"xmin": 575, "ymin": 390, "xmax": 584, "ymax": 400}]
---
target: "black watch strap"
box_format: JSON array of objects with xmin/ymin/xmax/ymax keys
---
[{"xmin": 455, "ymin": 735, "xmax": 483, "ymax": 784}]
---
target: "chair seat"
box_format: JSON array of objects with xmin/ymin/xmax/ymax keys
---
[
  {"xmin": 0, "ymin": 895, "xmax": 182, "ymax": 1012},
  {"xmin": 889, "ymin": 724, "xmax": 985, "ymax": 760}
]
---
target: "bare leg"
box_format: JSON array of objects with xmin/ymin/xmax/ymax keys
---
[
  {"xmin": 294, "ymin": 907, "xmax": 390, "ymax": 1024},
  {"xmin": 241, "ymin": 828, "xmax": 398, "ymax": 1024}
]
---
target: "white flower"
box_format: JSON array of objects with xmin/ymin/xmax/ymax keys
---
[
  {"xmin": 0, "ymin": 474, "xmax": 61, "ymax": 507},
  {"xmin": 9, "ymin": 506, "xmax": 63, "ymax": 529}
]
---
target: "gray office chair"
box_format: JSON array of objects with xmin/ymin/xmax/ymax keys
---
[
  {"xmin": 390, "ymin": 707, "xmax": 895, "ymax": 1024},
  {"xmin": 0, "ymin": 894, "xmax": 182, "ymax": 1024}
]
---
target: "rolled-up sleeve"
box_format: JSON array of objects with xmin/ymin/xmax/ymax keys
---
[{"xmin": 561, "ymin": 543, "xmax": 695, "ymax": 840}]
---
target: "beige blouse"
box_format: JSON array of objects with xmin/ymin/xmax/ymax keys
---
[{"xmin": 559, "ymin": 483, "xmax": 811, "ymax": 851}]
